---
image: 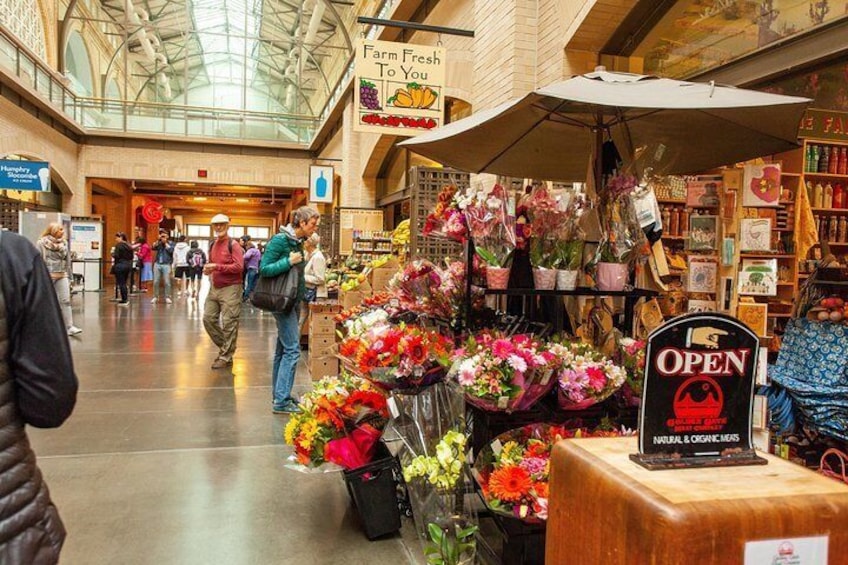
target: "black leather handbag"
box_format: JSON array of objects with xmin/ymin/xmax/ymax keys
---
[{"xmin": 250, "ymin": 263, "xmax": 302, "ymax": 313}]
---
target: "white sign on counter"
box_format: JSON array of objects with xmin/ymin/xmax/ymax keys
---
[{"xmin": 744, "ymin": 536, "xmax": 828, "ymax": 565}]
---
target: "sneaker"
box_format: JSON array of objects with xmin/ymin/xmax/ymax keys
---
[
  {"xmin": 151, "ymin": 297, "xmax": 158, "ymax": 304},
  {"xmin": 211, "ymin": 358, "xmax": 233, "ymax": 369},
  {"xmin": 117, "ymin": 301, "xmax": 130, "ymax": 307},
  {"xmin": 165, "ymin": 297, "xmax": 173, "ymax": 304},
  {"xmin": 272, "ymin": 403, "xmax": 301, "ymax": 414},
  {"xmin": 67, "ymin": 326, "xmax": 83, "ymax": 336}
]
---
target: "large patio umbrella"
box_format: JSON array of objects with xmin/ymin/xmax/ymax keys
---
[{"xmin": 398, "ymin": 70, "xmax": 811, "ymax": 184}]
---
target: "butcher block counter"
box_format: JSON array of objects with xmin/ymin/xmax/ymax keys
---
[{"xmin": 546, "ymin": 437, "xmax": 848, "ymax": 564}]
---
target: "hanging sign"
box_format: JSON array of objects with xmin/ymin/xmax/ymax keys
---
[
  {"xmin": 798, "ymin": 108, "xmax": 848, "ymax": 142},
  {"xmin": 354, "ymin": 39, "xmax": 446, "ymax": 135},
  {"xmin": 141, "ymin": 200, "xmax": 164, "ymax": 224},
  {"xmin": 631, "ymin": 312, "xmax": 767, "ymax": 470},
  {"xmin": 0, "ymin": 160, "xmax": 51, "ymax": 191},
  {"xmin": 309, "ymin": 165, "xmax": 334, "ymax": 203}
]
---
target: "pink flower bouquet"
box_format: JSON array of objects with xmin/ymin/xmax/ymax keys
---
[
  {"xmin": 450, "ymin": 332, "xmax": 556, "ymax": 412},
  {"xmin": 614, "ymin": 337, "xmax": 647, "ymax": 407},
  {"xmin": 549, "ymin": 342, "xmax": 626, "ymax": 410},
  {"xmin": 459, "ymin": 184, "xmax": 516, "ymax": 269},
  {"xmin": 423, "ymin": 184, "xmax": 468, "ymax": 242}
]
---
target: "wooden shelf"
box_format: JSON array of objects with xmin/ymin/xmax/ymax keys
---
[
  {"xmin": 805, "ymin": 171, "xmax": 848, "ymax": 180},
  {"xmin": 811, "ymin": 207, "xmax": 848, "ymax": 214},
  {"xmin": 773, "ymin": 227, "xmax": 795, "ymax": 232},
  {"xmin": 661, "ymin": 235, "xmax": 686, "ymax": 240},
  {"xmin": 781, "ymin": 172, "xmax": 801, "ymax": 177},
  {"xmin": 767, "ymin": 312, "xmax": 793, "ymax": 318},
  {"xmin": 777, "ymin": 282, "xmax": 795, "ymax": 286},
  {"xmin": 657, "ymin": 198, "xmax": 686, "ymax": 204},
  {"xmin": 739, "ymin": 253, "xmax": 794, "ymax": 258},
  {"xmin": 820, "ymin": 241, "xmax": 848, "ymax": 247}
]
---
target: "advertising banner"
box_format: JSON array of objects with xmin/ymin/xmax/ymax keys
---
[
  {"xmin": 309, "ymin": 165, "xmax": 334, "ymax": 203},
  {"xmin": 0, "ymin": 160, "xmax": 51, "ymax": 191},
  {"xmin": 632, "ymin": 312, "xmax": 766, "ymax": 469},
  {"xmin": 354, "ymin": 39, "xmax": 446, "ymax": 135}
]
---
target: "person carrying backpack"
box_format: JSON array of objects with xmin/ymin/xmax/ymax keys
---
[{"xmin": 185, "ymin": 240, "xmax": 206, "ymax": 299}]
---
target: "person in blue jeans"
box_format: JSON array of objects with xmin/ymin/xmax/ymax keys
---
[
  {"xmin": 242, "ymin": 239, "xmax": 261, "ymax": 301},
  {"xmin": 259, "ymin": 206, "xmax": 320, "ymax": 414},
  {"xmin": 151, "ymin": 229, "xmax": 175, "ymax": 304}
]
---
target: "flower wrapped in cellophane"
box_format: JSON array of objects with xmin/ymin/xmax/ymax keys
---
[
  {"xmin": 450, "ymin": 332, "xmax": 557, "ymax": 412},
  {"xmin": 422, "ymin": 184, "xmax": 468, "ymax": 242},
  {"xmin": 473, "ymin": 423, "xmax": 634, "ymax": 523},
  {"xmin": 338, "ymin": 323, "xmax": 454, "ymax": 391},
  {"xmin": 283, "ymin": 374, "xmax": 389, "ymax": 472},
  {"xmin": 549, "ymin": 341, "xmax": 626, "ymax": 410},
  {"xmin": 459, "ymin": 184, "xmax": 516, "ymax": 269},
  {"xmin": 614, "ymin": 337, "xmax": 647, "ymax": 407}
]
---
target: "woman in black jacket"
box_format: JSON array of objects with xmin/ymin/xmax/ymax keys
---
[
  {"xmin": 0, "ymin": 230, "xmax": 78, "ymax": 563},
  {"xmin": 112, "ymin": 232, "xmax": 134, "ymax": 305}
]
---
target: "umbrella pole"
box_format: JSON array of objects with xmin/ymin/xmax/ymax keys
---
[{"xmin": 594, "ymin": 112, "xmax": 604, "ymax": 195}]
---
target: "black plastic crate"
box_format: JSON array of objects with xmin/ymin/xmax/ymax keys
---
[{"xmin": 343, "ymin": 447, "xmax": 403, "ymax": 540}]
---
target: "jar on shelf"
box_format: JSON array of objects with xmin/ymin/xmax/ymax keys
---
[{"xmin": 819, "ymin": 145, "xmax": 830, "ymax": 172}]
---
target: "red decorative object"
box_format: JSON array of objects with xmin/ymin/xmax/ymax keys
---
[
  {"xmin": 141, "ymin": 200, "xmax": 164, "ymax": 224},
  {"xmin": 197, "ymin": 169, "xmax": 208, "ymax": 178}
]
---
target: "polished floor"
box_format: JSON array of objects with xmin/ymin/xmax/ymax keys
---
[{"xmin": 28, "ymin": 287, "xmax": 423, "ymax": 565}]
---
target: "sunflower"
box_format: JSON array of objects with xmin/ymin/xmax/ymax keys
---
[{"xmin": 488, "ymin": 464, "xmax": 532, "ymax": 503}]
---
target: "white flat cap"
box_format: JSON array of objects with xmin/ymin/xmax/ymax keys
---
[{"xmin": 210, "ymin": 214, "xmax": 230, "ymax": 224}]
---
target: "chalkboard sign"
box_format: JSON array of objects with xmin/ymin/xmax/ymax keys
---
[{"xmin": 630, "ymin": 312, "xmax": 767, "ymax": 470}]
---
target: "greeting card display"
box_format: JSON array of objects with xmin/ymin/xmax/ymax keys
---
[
  {"xmin": 740, "ymin": 218, "xmax": 772, "ymax": 252},
  {"xmin": 738, "ymin": 259, "xmax": 778, "ymax": 296},
  {"xmin": 688, "ymin": 215, "xmax": 718, "ymax": 251},
  {"xmin": 686, "ymin": 176, "xmax": 721, "ymax": 208},
  {"xmin": 687, "ymin": 256, "xmax": 718, "ymax": 294},
  {"xmin": 737, "ymin": 302, "xmax": 768, "ymax": 336},
  {"xmin": 742, "ymin": 163, "xmax": 781, "ymax": 208},
  {"xmin": 631, "ymin": 313, "xmax": 766, "ymax": 470}
]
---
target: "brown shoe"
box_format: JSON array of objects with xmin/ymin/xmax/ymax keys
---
[{"xmin": 211, "ymin": 358, "xmax": 232, "ymax": 369}]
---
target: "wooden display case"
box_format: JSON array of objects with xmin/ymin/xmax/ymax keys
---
[{"xmin": 547, "ymin": 437, "xmax": 848, "ymax": 565}]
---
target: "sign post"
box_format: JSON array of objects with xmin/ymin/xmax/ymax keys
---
[{"xmin": 631, "ymin": 312, "xmax": 767, "ymax": 470}]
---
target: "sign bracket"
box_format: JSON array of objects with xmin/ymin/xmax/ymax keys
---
[{"xmin": 356, "ymin": 17, "xmax": 475, "ymax": 38}]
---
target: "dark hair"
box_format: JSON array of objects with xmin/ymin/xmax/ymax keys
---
[
  {"xmin": 178, "ymin": 235, "xmax": 186, "ymax": 242},
  {"xmin": 136, "ymin": 237, "xmax": 146, "ymax": 244},
  {"xmin": 116, "ymin": 232, "xmax": 127, "ymax": 241},
  {"xmin": 190, "ymin": 240, "xmax": 198, "ymax": 249}
]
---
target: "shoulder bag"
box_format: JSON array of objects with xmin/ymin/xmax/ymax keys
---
[{"xmin": 250, "ymin": 262, "xmax": 302, "ymax": 314}]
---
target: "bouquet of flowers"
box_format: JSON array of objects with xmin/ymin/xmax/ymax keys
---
[
  {"xmin": 458, "ymin": 184, "xmax": 516, "ymax": 269},
  {"xmin": 423, "ymin": 185, "xmax": 468, "ymax": 242},
  {"xmin": 615, "ymin": 337, "xmax": 647, "ymax": 407},
  {"xmin": 283, "ymin": 374, "xmax": 389, "ymax": 471},
  {"xmin": 338, "ymin": 323, "xmax": 454, "ymax": 390},
  {"xmin": 549, "ymin": 341, "xmax": 627, "ymax": 410},
  {"xmin": 595, "ymin": 173, "xmax": 649, "ymax": 267},
  {"xmin": 523, "ymin": 185, "xmax": 567, "ymax": 270},
  {"xmin": 450, "ymin": 332, "xmax": 556, "ymax": 412},
  {"xmin": 553, "ymin": 190, "xmax": 588, "ymax": 271},
  {"xmin": 473, "ymin": 423, "xmax": 634, "ymax": 523}
]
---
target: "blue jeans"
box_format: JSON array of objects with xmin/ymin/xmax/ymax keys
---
[
  {"xmin": 153, "ymin": 263, "xmax": 172, "ymax": 298},
  {"xmin": 272, "ymin": 306, "xmax": 301, "ymax": 409},
  {"xmin": 243, "ymin": 268, "xmax": 258, "ymax": 300}
]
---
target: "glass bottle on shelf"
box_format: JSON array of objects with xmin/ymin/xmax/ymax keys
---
[
  {"xmin": 829, "ymin": 216, "xmax": 839, "ymax": 243},
  {"xmin": 824, "ymin": 183, "xmax": 834, "ymax": 208},
  {"xmin": 814, "ymin": 183, "xmax": 824, "ymax": 208},
  {"xmin": 670, "ymin": 207, "xmax": 680, "ymax": 236},
  {"xmin": 661, "ymin": 206, "xmax": 670, "ymax": 234},
  {"xmin": 838, "ymin": 216, "xmax": 848, "ymax": 243},
  {"xmin": 805, "ymin": 144, "xmax": 813, "ymax": 172},
  {"xmin": 835, "ymin": 183, "xmax": 845, "ymax": 209},
  {"xmin": 829, "ymin": 146, "xmax": 840, "ymax": 174},
  {"xmin": 820, "ymin": 145, "xmax": 830, "ymax": 173},
  {"xmin": 839, "ymin": 147, "xmax": 848, "ymax": 175},
  {"xmin": 680, "ymin": 207, "xmax": 689, "ymax": 235},
  {"xmin": 810, "ymin": 145, "xmax": 819, "ymax": 173}
]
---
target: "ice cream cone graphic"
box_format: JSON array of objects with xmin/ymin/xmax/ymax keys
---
[{"xmin": 37, "ymin": 167, "xmax": 50, "ymax": 191}]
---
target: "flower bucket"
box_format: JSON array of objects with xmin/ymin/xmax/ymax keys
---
[
  {"xmin": 556, "ymin": 269, "xmax": 579, "ymax": 291},
  {"xmin": 485, "ymin": 267, "xmax": 510, "ymax": 289},
  {"xmin": 532, "ymin": 268, "xmax": 556, "ymax": 290},
  {"xmin": 595, "ymin": 262, "xmax": 629, "ymax": 291}
]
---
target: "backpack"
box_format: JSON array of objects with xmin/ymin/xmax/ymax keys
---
[{"xmin": 190, "ymin": 250, "xmax": 205, "ymax": 268}]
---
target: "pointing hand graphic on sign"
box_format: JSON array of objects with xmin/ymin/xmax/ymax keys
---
[{"xmin": 686, "ymin": 327, "xmax": 729, "ymax": 349}]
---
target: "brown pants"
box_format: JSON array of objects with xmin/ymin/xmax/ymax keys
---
[{"xmin": 203, "ymin": 284, "xmax": 242, "ymax": 362}]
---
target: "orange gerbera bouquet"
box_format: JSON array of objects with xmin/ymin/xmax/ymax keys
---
[
  {"xmin": 284, "ymin": 374, "xmax": 388, "ymax": 471},
  {"xmin": 338, "ymin": 323, "xmax": 454, "ymax": 391}
]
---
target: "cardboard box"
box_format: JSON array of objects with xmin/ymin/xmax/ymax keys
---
[
  {"xmin": 340, "ymin": 281, "xmax": 372, "ymax": 310},
  {"xmin": 309, "ymin": 302, "xmax": 342, "ymax": 316},
  {"xmin": 309, "ymin": 355, "xmax": 339, "ymax": 380},
  {"xmin": 309, "ymin": 334, "xmax": 337, "ymax": 356},
  {"xmin": 370, "ymin": 258, "xmax": 400, "ymax": 292},
  {"xmin": 310, "ymin": 315, "xmax": 337, "ymax": 337}
]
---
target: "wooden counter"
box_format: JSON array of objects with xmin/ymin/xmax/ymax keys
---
[{"xmin": 546, "ymin": 437, "xmax": 848, "ymax": 564}]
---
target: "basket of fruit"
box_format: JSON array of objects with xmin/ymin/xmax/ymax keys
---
[{"xmin": 807, "ymin": 296, "xmax": 847, "ymax": 324}]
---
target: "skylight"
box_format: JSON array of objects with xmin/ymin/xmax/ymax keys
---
[{"xmin": 191, "ymin": 0, "xmax": 261, "ymax": 88}]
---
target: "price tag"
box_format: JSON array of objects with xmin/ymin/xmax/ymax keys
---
[
  {"xmin": 497, "ymin": 396, "xmax": 509, "ymax": 409},
  {"xmin": 387, "ymin": 396, "xmax": 400, "ymax": 419},
  {"xmin": 541, "ymin": 370, "xmax": 552, "ymax": 386},
  {"xmin": 491, "ymin": 439, "xmax": 503, "ymax": 456}
]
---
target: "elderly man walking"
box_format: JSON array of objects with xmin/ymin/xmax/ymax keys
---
[{"xmin": 203, "ymin": 214, "xmax": 244, "ymax": 369}]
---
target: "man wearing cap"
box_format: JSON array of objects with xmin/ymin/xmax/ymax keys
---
[
  {"xmin": 151, "ymin": 229, "xmax": 175, "ymax": 304},
  {"xmin": 203, "ymin": 214, "xmax": 245, "ymax": 369}
]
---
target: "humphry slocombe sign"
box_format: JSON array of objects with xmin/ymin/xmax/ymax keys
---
[
  {"xmin": 354, "ymin": 39, "xmax": 446, "ymax": 136},
  {"xmin": 631, "ymin": 312, "xmax": 767, "ymax": 470}
]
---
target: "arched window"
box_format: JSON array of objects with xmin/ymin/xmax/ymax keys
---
[
  {"xmin": 0, "ymin": 0, "xmax": 47, "ymax": 61},
  {"xmin": 64, "ymin": 31, "xmax": 94, "ymax": 96}
]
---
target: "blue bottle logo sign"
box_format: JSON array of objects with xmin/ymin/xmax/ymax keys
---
[{"xmin": 315, "ymin": 171, "xmax": 327, "ymax": 198}]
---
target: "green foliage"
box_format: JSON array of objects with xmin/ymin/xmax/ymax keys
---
[{"xmin": 425, "ymin": 521, "xmax": 478, "ymax": 565}]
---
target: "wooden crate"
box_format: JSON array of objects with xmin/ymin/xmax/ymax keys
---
[
  {"xmin": 547, "ymin": 437, "xmax": 848, "ymax": 564},
  {"xmin": 408, "ymin": 166, "xmax": 467, "ymax": 263}
]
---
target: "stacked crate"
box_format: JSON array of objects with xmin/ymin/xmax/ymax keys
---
[
  {"xmin": 408, "ymin": 167, "xmax": 469, "ymax": 263},
  {"xmin": 308, "ymin": 302, "xmax": 341, "ymax": 380}
]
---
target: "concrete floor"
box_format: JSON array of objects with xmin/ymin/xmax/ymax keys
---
[{"xmin": 28, "ymin": 289, "xmax": 423, "ymax": 565}]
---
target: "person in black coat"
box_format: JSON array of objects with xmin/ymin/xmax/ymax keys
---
[
  {"xmin": 112, "ymin": 232, "xmax": 135, "ymax": 305},
  {"xmin": 0, "ymin": 230, "xmax": 78, "ymax": 563}
]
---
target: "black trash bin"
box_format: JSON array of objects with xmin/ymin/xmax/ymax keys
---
[{"xmin": 343, "ymin": 447, "xmax": 402, "ymax": 540}]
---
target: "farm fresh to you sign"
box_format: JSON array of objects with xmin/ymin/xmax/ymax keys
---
[{"xmin": 354, "ymin": 39, "xmax": 446, "ymax": 135}]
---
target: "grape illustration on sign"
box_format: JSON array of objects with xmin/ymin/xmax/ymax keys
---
[{"xmin": 354, "ymin": 39, "xmax": 446, "ymax": 135}]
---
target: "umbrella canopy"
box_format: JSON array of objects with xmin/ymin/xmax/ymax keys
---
[{"xmin": 398, "ymin": 70, "xmax": 811, "ymax": 182}]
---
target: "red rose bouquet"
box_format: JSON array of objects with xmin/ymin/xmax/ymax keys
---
[{"xmin": 423, "ymin": 184, "xmax": 468, "ymax": 242}]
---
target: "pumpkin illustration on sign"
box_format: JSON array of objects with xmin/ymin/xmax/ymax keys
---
[
  {"xmin": 749, "ymin": 164, "xmax": 780, "ymax": 204},
  {"xmin": 388, "ymin": 82, "xmax": 438, "ymax": 109}
]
